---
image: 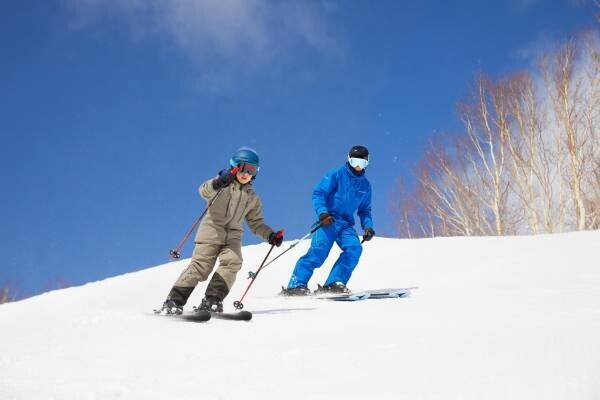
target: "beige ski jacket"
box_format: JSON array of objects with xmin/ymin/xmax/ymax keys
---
[{"xmin": 193, "ymin": 178, "xmax": 274, "ymax": 245}]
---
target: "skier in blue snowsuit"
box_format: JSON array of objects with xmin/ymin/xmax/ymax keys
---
[{"xmin": 284, "ymin": 145, "xmax": 375, "ymax": 295}]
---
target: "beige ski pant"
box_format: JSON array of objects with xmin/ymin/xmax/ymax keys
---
[{"xmin": 173, "ymin": 241, "xmax": 243, "ymax": 300}]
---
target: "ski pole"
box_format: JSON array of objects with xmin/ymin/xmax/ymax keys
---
[
  {"xmin": 169, "ymin": 167, "xmax": 238, "ymax": 260},
  {"xmin": 233, "ymin": 242, "xmax": 278, "ymax": 310},
  {"xmin": 246, "ymin": 221, "xmax": 322, "ymax": 279},
  {"xmin": 234, "ymin": 222, "xmax": 321, "ymax": 309}
]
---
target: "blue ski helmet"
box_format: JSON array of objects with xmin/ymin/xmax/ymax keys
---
[{"xmin": 230, "ymin": 147, "xmax": 260, "ymax": 168}]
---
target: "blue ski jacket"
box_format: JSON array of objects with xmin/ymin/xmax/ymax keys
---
[{"xmin": 312, "ymin": 163, "xmax": 373, "ymax": 230}]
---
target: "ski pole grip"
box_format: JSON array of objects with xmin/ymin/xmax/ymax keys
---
[{"xmin": 310, "ymin": 221, "xmax": 323, "ymax": 234}]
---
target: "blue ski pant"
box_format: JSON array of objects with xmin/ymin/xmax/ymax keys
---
[{"xmin": 287, "ymin": 224, "xmax": 363, "ymax": 288}]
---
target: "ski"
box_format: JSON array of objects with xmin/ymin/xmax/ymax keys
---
[
  {"xmin": 317, "ymin": 292, "xmax": 370, "ymax": 301},
  {"xmin": 153, "ymin": 309, "xmax": 251, "ymax": 322},
  {"xmin": 210, "ymin": 310, "xmax": 253, "ymax": 321},
  {"xmin": 180, "ymin": 310, "xmax": 212, "ymax": 322},
  {"xmin": 191, "ymin": 305, "xmax": 253, "ymax": 321},
  {"xmin": 316, "ymin": 287, "xmax": 411, "ymax": 302},
  {"xmin": 154, "ymin": 310, "xmax": 212, "ymax": 322}
]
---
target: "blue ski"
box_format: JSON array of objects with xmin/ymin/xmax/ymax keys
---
[{"xmin": 317, "ymin": 287, "xmax": 411, "ymax": 302}]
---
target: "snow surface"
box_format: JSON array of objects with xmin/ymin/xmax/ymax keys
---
[{"xmin": 1, "ymin": 231, "xmax": 599, "ymax": 400}]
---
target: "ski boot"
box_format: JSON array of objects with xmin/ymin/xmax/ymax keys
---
[
  {"xmin": 157, "ymin": 299, "xmax": 183, "ymax": 315},
  {"xmin": 280, "ymin": 285, "xmax": 312, "ymax": 296},
  {"xmin": 314, "ymin": 282, "xmax": 350, "ymax": 295},
  {"xmin": 197, "ymin": 296, "xmax": 224, "ymax": 313}
]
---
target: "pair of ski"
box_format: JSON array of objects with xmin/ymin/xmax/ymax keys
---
[
  {"xmin": 155, "ymin": 309, "xmax": 252, "ymax": 322},
  {"xmin": 314, "ymin": 287, "xmax": 412, "ymax": 302}
]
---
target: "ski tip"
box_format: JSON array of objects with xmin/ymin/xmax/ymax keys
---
[
  {"xmin": 237, "ymin": 310, "xmax": 253, "ymax": 321},
  {"xmin": 211, "ymin": 310, "xmax": 253, "ymax": 321}
]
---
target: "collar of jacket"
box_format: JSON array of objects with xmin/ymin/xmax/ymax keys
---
[
  {"xmin": 233, "ymin": 179, "xmax": 253, "ymax": 190},
  {"xmin": 345, "ymin": 161, "xmax": 365, "ymax": 177}
]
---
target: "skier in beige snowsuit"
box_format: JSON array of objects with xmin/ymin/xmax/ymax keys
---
[{"xmin": 160, "ymin": 147, "xmax": 283, "ymax": 314}]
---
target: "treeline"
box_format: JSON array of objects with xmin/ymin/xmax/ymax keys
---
[
  {"xmin": 395, "ymin": 32, "xmax": 600, "ymax": 237},
  {"xmin": 1, "ymin": 284, "xmax": 17, "ymax": 304},
  {"xmin": 0, "ymin": 277, "xmax": 71, "ymax": 304}
]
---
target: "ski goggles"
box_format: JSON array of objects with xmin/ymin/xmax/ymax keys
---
[
  {"xmin": 348, "ymin": 157, "xmax": 369, "ymax": 169},
  {"xmin": 236, "ymin": 162, "xmax": 259, "ymax": 176}
]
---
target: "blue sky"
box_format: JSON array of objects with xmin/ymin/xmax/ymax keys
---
[{"xmin": 1, "ymin": 0, "xmax": 596, "ymax": 297}]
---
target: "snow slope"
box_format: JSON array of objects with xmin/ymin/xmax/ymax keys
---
[{"xmin": 1, "ymin": 231, "xmax": 599, "ymax": 400}]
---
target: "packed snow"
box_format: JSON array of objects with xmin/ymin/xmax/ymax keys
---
[{"xmin": 1, "ymin": 231, "xmax": 599, "ymax": 400}]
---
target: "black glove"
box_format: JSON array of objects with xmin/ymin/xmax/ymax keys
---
[
  {"xmin": 268, "ymin": 229, "xmax": 284, "ymax": 247},
  {"xmin": 319, "ymin": 212, "xmax": 334, "ymax": 226},
  {"xmin": 362, "ymin": 227, "xmax": 375, "ymax": 242},
  {"xmin": 211, "ymin": 169, "xmax": 236, "ymax": 190}
]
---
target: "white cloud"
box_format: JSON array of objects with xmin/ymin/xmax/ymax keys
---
[
  {"xmin": 64, "ymin": 0, "xmax": 340, "ymax": 89},
  {"xmin": 511, "ymin": 31, "xmax": 557, "ymax": 65}
]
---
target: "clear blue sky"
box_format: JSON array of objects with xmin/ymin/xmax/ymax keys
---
[{"xmin": 1, "ymin": 0, "xmax": 596, "ymax": 297}]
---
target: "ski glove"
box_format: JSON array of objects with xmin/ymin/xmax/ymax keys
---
[
  {"xmin": 319, "ymin": 212, "xmax": 334, "ymax": 226},
  {"xmin": 212, "ymin": 169, "xmax": 236, "ymax": 190},
  {"xmin": 268, "ymin": 229, "xmax": 284, "ymax": 247},
  {"xmin": 362, "ymin": 227, "xmax": 375, "ymax": 242}
]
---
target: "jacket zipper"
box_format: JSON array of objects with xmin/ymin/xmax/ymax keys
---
[
  {"xmin": 231, "ymin": 185, "xmax": 244, "ymax": 224},
  {"xmin": 226, "ymin": 184, "xmax": 244, "ymax": 228}
]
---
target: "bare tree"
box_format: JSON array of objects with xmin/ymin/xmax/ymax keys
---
[
  {"xmin": 0, "ymin": 283, "xmax": 18, "ymax": 304},
  {"xmin": 504, "ymin": 72, "xmax": 564, "ymax": 233},
  {"xmin": 541, "ymin": 41, "xmax": 589, "ymax": 229},
  {"xmin": 458, "ymin": 75, "xmax": 514, "ymax": 235},
  {"xmin": 581, "ymin": 32, "xmax": 600, "ymax": 228},
  {"xmin": 393, "ymin": 32, "xmax": 599, "ymax": 238}
]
